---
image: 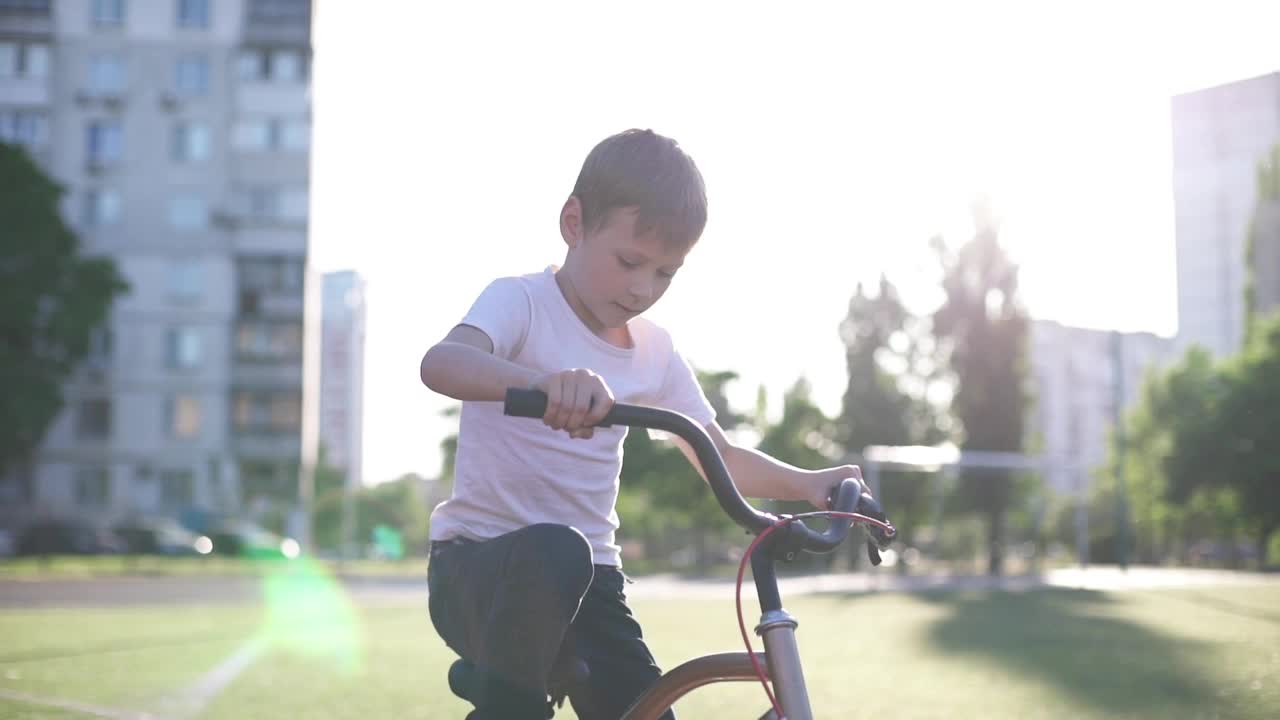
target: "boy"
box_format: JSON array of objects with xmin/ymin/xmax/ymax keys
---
[{"xmin": 420, "ymin": 129, "xmax": 867, "ymax": 719}]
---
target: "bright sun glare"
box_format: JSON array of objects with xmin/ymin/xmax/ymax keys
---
[{"xmin": 309, "ymin": 1, "xmax": 1280, "ymax": 485}]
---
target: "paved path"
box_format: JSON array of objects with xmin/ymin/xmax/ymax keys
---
[{"xmin": 2, "ymin": 567, "xmax": 1275, "ymax": 608}]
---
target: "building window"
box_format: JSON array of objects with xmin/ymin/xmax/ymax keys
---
[
  {"xmin": 174, "ymin": 55, "xmax": 209, "ymax": 96},
  {"xmin": 245, "ymin": 186, "xmax": 279, "ymax": 220},
  {"xmin": 0, "ymin": 110, "xmax": 50, "ymax": 150},
  {"xmin": 173, "ymin": 122, "xmax": 210, "ymax": 162},
  {"xmin": 169, "ymin": 193, "xmax": 208, "ymax": 230},
  {"xmin": 0, "ymin": 41, "xmax": 50, "ymax": 79},
  {"xmin": 0, "ymin": 42, "xmax": 14, "ymax": 77},
  {"xmin": 169, "ymin": 260, "xmax": 204, "ymax": 302},
  {"xmin": 281, "ymin": 188, "xmax": 308, "ymax": 222},
  {"xmin": 159, "ymin": 469, "xmax": 193, "ymax": 507},
  {"xmin": 85, "ymin": 326, "xmax": 113, "ymax": 370},
  {"xmin": 177, "ymin": 0, "xmax": 210, "ymax": 28},
  {"xmin": 234, "ymin": 390, "xmax": 301, "ymax": 433},
  {"xmin": 239, "ymin": 187, "xmax": 307, "ymax": 223},
  {"xmin": 282, "ymin": 119, "xmax": 309, "ymax": 151},
  {"xmin": 234, "ymin": 118, "xmax": 309, "ymax": 152},
  {"xmin": 87, "ymin": 120, "xmax": 123, "ymax": 167},
  {"xmin": 269, "ymin": 49, "xmax": 302, "ymax": 82},
  {"xmin": 26, "ymin": 43, "xmax": 49, "ymax": 78},
  {"xmin": 236, "ymin": 321, "xmax": 303, "ymax": 361},
  {"xmin": 166, "ymin": 327, "xmax": 202, "ymax": 370},
  {"xmin": 77, "ymin": 398, "xmax": 112, "ymax": 439},
  {"xmin": 83, "ymin": 188, "xmax": 122, "ymax": 227},
  {"xmin": 75, "ymin": 466, "xmax": 111, "ymax": 507},
  {"xmin": 237, "ymin": 48, "xmax": 307, "ymax": 83},
  {"xmin": 232, "ymin": 119, "xmax": 270, "ymax": 151},
  {"xmin": 87, "ymin": 53, "xmax": 127, "ymax": 96},
  {"xmin": 239, "ymin": 255, "xmax": 304, "ymax": 293},
  {"xmin": 236, "ymin": 50, "xmax": 264, "ymax": 81},
  {"xmin": 93, "ymin": 0, "xmax": 125, "ymax": 26},
  {"xmin": 166, "ymin": 394, "xmax": 202, "ymax": 438}
]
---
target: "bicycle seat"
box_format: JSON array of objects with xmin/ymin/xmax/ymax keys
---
[{"xmin": 447, "ymin": 654, "xmax": 590, "ymax": 710}]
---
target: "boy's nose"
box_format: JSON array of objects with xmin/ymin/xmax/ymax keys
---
[{"xmin": 629, "ymin": 280, "xmax": 654, "ymax": 301}]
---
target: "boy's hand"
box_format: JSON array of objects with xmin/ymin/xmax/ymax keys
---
[
  {"xmin": 532, "ymin": 369, "xmax": 615, "ymax": 439},
  {"xmin": 812, "ymin": 464, "xmax": 870, "ymax": 510}
]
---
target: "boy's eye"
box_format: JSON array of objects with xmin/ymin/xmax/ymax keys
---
[
  {"xmin": 617, "ymin": 257, "xmax": 640, "ymax": 269},
  {"xmin": 658, "ymin": 269, "xmax": 677, "ymax": 279}
]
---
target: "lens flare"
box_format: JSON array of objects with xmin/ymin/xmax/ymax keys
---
[{"xmin": 259, "ymin": 557, "xmax": 363, "ymax": 675}]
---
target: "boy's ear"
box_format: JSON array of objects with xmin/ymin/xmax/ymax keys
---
[{"xmin": 560, "ymin": 196, "xmax": 584, "ymax": 248}]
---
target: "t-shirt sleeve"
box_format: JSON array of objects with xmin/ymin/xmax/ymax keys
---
[
  {"xmin": 656, "ymin": 345, "xmax": 717, "ymax": 428},
  {"xmin": 458, "ymin": 277, "xmax": 531, "ymax": 361}
]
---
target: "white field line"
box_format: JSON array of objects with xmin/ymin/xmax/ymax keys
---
[
  {"xmin": 157, "ymin": 636, "xmax": 266, "ymax": 718},
  {"xmin": 0, "ymin": 687, "xmax": 169, "ymax": 720}
]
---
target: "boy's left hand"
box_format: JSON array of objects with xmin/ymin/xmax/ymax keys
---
[{"xmin": 809, "ymin": 464, "xmax": 869, "ymax": 510}]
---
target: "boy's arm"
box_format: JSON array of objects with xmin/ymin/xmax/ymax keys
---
[
  {"xmin": 420, "ymin": 325, "xmax": 539, "ymax": 402},
  {"xmin": 420, "ymin": 325, "xmax": 615, "ymax": 437},
  {"xmin": 668, "ymin": 422, "xmax": 865, "ymax": 509}
]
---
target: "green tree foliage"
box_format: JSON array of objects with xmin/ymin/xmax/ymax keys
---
[
  {"xmin": 1215, "ymin": 315, "xmax": 1280, "ymax": 562},
  {"xmin": 757, "ymin": 378, "xmax": 839, "ymax": 472},
  {"xmin": 1104, "ymin": 319, "xmax": 1280, "ymax": 569},
  {"xmin": 619, "ymin": 369, "xmax": 744, "ymax": 570},
  {"xmin": 838, "ymin": 276, "xmax": 949, "ymax": 569},
  {"xmin": 931, "ymin": 200, "xmax": 1031, "ymax": 575},
  {"xmin": 313, "ymin": 473, "xmax": 432, "ymax": 555},
  {"xmin": 1244, "ymin": 143, "xmax": 1280, "ymax": 333},
  {"xmin": 0, "ymin": 142, "xmax": 128, "ymax": 476}
]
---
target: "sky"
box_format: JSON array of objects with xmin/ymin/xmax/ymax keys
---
[{"xmin": 307, "ymin": 1, "xmax": 1280, "ymax": 485}]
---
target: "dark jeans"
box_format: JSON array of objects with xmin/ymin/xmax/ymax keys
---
[{"xmin": 428, "ymin": 523, "xmax": 675, "ymax": 720}]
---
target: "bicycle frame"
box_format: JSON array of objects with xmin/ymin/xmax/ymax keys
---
[{"xmin": 620, "ymin": 539, "xmax": 814, "ymax": 720}]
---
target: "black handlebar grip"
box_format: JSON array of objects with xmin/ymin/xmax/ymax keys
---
[{"xmin": 504, "ymin": 388, "xmax": 549, "ymax": 419}]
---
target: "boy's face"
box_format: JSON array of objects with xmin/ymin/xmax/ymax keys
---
[{"xmin": 560, "ymin": 199, "xmax": 692, "ymax": 333}]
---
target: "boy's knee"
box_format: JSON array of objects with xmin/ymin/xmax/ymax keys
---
[{"xmin": 515, "ymin": 524, "xmax": 594, "ymax": 597}]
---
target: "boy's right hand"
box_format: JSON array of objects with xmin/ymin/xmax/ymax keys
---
[{"xmin": 531, "ymin": 369, "xmax": 615, "ymax": 439}]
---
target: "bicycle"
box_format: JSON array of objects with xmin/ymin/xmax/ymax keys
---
[{"xmin": 446, "ymin": 388, "xmax": 896, "ymax": 720}]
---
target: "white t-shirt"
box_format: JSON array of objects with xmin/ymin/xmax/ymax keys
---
[{"xmin": 428, "ymin": 267, "xmax": 716, "ymax": 566}]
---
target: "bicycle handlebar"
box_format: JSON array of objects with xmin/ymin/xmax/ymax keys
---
[{"xmin": 503, "ymin": 388, "xmax": 893, "ymax": 556}]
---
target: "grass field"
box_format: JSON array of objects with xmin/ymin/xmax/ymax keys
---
[{"xmin": 1, "ymin": 578, "xmax": 1277, "ymax": 719}]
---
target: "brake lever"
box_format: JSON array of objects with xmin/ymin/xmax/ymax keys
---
[{"xmin": 854, "ymin": 494, "xmax": 895, "ymax": 567}]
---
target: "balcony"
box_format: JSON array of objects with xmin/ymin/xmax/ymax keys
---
[
  {"xmin": 235, "ymin": 83, "xmax": 309, "ymax": 115},
  {"xmin": 232, "ymin": 359, "xmax": 302, "ymax": 387},
  {"xmin": 1, "ymin": 75, "xmax": 49, "ymax": 104},
  {"xmin": 243, "ymin": 0, "xmax": 311, "ymax": 45},
  {"xmin": 232, "ymin": 432, "xmax": 300, "ymax": 459},
  {"xmin": 0, "ymin": 1, "xmax": 52, "ymax": 36}
]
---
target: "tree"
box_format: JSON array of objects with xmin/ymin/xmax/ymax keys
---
[
  {"xmin": 618, "ymin": 368, "xmax": 746, "ymax": 570},
  {"xmin": 313, "ymin": 473, "xmax": 432, "ymax": 555},
  {"xmin": 1180, "ymin": 316, "xmax": 1280, "ymax": 565},
  {"xmin": 0, "ymin": 142, "xmax": 128, "ymax": 477},
  {"xmin": 1244, "ymin": 143, "xmax": 1280, "ymax": 336},
  {"xmin": 931, "ymin": 200, "xmax": 1031, "ymax": 575},
  {"xmin": 1099, "ymin": 350, "xmax": 1222, "ymax": 565},
  {"xmin": 757, "ymin": 378, "xmax": 840, "ymax": 473},
  {"xmin": 838, "ymin": 276, "xmax": 949, "ymax": 570}
]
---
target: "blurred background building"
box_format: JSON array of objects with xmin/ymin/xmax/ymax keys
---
[
  {"xmin": 1171, "ymin": 71, "xmax": 1280, "ymax": 357},
  {"xmin": 1029, "ymin": 321, "xmax": 1175, "ymax": 496},
  {"xmin": 0, "ymin": 0, "xmax": 317, "ymax": 534},
  {"xmin": 319, "ymin": 270, "xmax": 365, "ymax": 489}
]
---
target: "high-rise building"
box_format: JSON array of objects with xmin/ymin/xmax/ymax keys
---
[
  {"xmin": 0, "ymin": 0, "xmax": 317, "ymax": 532},
  {"xmin": 319, "ymin": 271, "xmax": 365, "ymax": 489},
  {"xmin": 1171, "ymin": 71, "xmax": 1280, "ymax": 356}
]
